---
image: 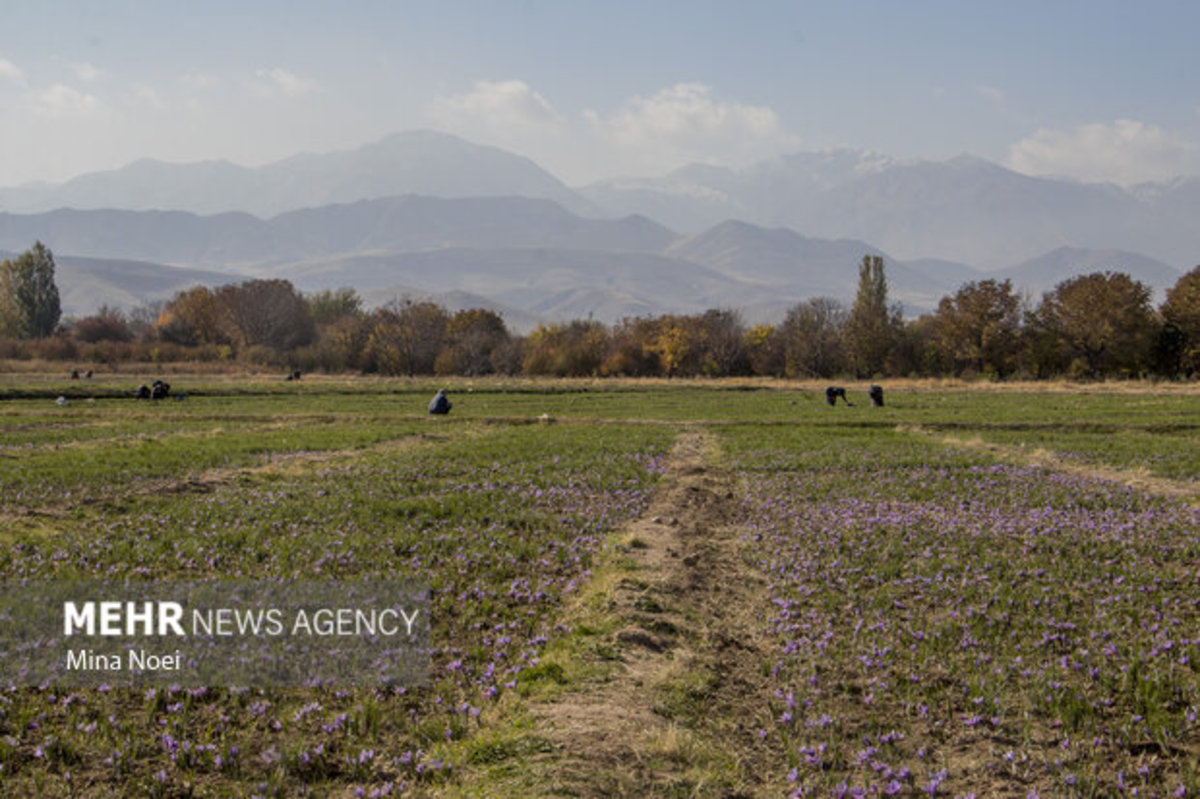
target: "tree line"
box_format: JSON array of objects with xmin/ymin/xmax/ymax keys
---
[{"xmin": 2, "ymin": 243, "xmax": 1199, "ymax": 380}]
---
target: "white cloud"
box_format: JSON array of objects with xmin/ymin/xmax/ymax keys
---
[
  {"xmin": 1007, "ymin": 119, "xmax": 1196, "ymax": 185},
  {"xmin": 0, "ymin": 56, "xmax": 24, "ymax": 83},
  {"xmin": 588, "ymin": 82, "xmax": 798, "ymax": 172},
  {"xmin": 426, "ymin": 79, "xmax": 799, "ymax": 183},
  {"xmin": 31, "ymin": 83, "xmax": 102, "ymax": 118},
  {"xmin": 253, "ymin": 67, "xmax": 318, "ymax": 98},
  {"xmin": 71, "ymin": 61, "xmax": 102, "ymax": 82},
  {"xmin": 429, "ymin": 79, "xmax": 564, "ymax": 132}
]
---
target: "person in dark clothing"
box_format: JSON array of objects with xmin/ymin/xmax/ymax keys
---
[
  {"xmin": 428, "ymin": 389, "xmax": 452, "ymax": 415},
  {"xmin": 869, "ymin": 385, "xmax": 884, "ymax": 407},
  {"xmin": 825, "ymin": 386, "xmax": 851, "ymax": 406}
]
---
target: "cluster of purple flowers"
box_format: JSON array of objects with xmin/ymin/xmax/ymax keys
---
[{"xmin": 736, "ymin": 444, "xmax": 1198, "ymax": 796}]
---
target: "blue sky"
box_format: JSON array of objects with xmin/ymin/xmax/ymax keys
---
[{"xmin": 1, "ymin": 0, "xmax": 1197, "ymax": 187}]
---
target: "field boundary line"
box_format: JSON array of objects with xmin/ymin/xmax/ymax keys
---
[
  {"xmin": 448, "ymin": 428, "xmax": 783, "ymax": 797},
  {"xmin": 902, "ymin": 423, "xmax": 1198, "ymax": 502},
  {"xmin": 8, "ymin": 427, "xmax": 492, "ymax": 519}
]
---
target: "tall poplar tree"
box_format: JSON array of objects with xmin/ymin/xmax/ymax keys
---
[
  {"xmin": 0, "ymin": 241, "xmax": 62, "ymax": 338},
  {"xmin": 846, "ymin": 254, "xmax": 898, "ymax": 377}
]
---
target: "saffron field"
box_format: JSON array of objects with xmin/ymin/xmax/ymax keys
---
[
  {"xmin": 0, "ymin": 376, "xmax": 1195, "ymax": 796},
  {"xmin": 725, "ymin": 424, "xmax": 1197, "ymax": 796}
]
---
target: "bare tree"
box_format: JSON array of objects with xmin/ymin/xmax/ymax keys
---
[
  {"xmin": 781, "ymin": 297, "xmax": 847, "ymax": 378},
  {"xmin": 365, "ymin": 299, "xmax": 449, "ymax": 376},
  {"xmin": 72, "ymin": 305, "xmax": 133, "ymax": 343},
  {"xmin": 216, "ymin": 279, "xmax": 315, "ymax": 351},
  {"xmin": 436, "ymin": 309, "xmax": 510, "ymax": 376}
]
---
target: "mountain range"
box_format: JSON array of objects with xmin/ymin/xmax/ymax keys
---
[
  {"xmin": 0, "ymin": 131, "xmax": 593, "ymax": 219},
  {"xmin": 0, "ymin": 131, "xmax": 1190, "ymax": 329},
  {"xmin": 580, "ymin": 153, "xmax": 1200, "ymax": 270}
]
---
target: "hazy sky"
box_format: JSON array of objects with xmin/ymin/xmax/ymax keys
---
[{"xmin": 2, "ymin": 0, "xmax": 1197, "ymax": 188}]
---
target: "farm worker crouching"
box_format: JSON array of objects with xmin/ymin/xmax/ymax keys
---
[{"xmin": 428, "ymin": 389, "xmax": 452, "ymax": 415}]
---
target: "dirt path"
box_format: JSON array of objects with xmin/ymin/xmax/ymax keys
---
[{"xmin": 516, "ymin": 428, "xmax": 782, "ymax": 798}]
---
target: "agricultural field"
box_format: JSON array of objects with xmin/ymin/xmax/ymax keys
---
[{"xmin": 0, "ymin": 374, "xmax": 1196, "ymax": 797}]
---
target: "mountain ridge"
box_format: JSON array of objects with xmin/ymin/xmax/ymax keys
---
[
  {"xmin": 0, "ymin": 195, "xmax": 678, "ymax": 268},
  {"xmin": 0, "ymin": 130, "xmax": 596, "ymax": 218},
  {"xmin": 0, "ymin": 131, "xmax": 1189, "ymax": 326},
  {"xmin": 584, "ymin": 151, "xmax": 1200, "ymax": 270},
  {"xmin": 3, "ymin": 202, "xmax": 1180, "ymax": 327},
  {"xmin": 4, "ymin": 130, "xmax": 1197, "ymax": 274}
]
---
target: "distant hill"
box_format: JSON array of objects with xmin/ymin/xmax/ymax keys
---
[
  {"xmin": 0, "ymin": 198, "xmax": 1185, "ymax": 326},
  {"xmin": 990, "ymin": 246, "xmax": 1181, "ymax": 300},
  {"xmin": 354, "ymin": 286, "xmax": 544, "ymax": 334},
  {"xmin": 0, "ymin": 245, "xmax": 544, "ymax": 331},
  {"xmin": 0, "ymin": 195, "xmax": 677, "ymax": 268},
  {"xmin": 0, "ymin": 250, "xmax": 240, "ymax": 318},
  {"xmin": 4, "ymin": 130, "xmax": 1198, "ymax": 277},
  {"xmin": 264, "ymin": 196, "xmax": 675, "ymax": 263},
  {"xmin": 585, "ymin": 153, "xmax": 1200, "ymax": 271},
  {"xmin": 0, "ymin": 130, "xmax": 595, "ymax": 218},
  {"xmin": 579, "ymin": 148, "xmax": 895, "ymax": 234},
  {"xmin": 902, "ymin": 257, "xmax": 985, "ymax": 288},
  {"xmin": 270, "ymin": 246, "xmax": 759, "ymax": 320},
  {"xmin": 665, "ymin": 220, "xmax": 965, "ymax": 312}
]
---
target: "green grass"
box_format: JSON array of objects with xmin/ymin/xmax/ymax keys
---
[
  {"xmin": 717, "ymin": 412, "xmax": 1198, "ymax": 796},
  {"xmin": 0, "ymin": 376, "xmax": 1195, "ymax": 796},
  {"xmin": 0, "ymin": 381, "xmax": 676, "ymax": 796}
]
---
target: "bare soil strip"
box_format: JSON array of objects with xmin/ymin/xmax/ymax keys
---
[
  {"xmin": 903, "ymin": 424, "xmax": 1199, "ymax": 502},
  {"xmin": 508, "ymin": 428, "xmax": 783, "ymax": 798}
]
